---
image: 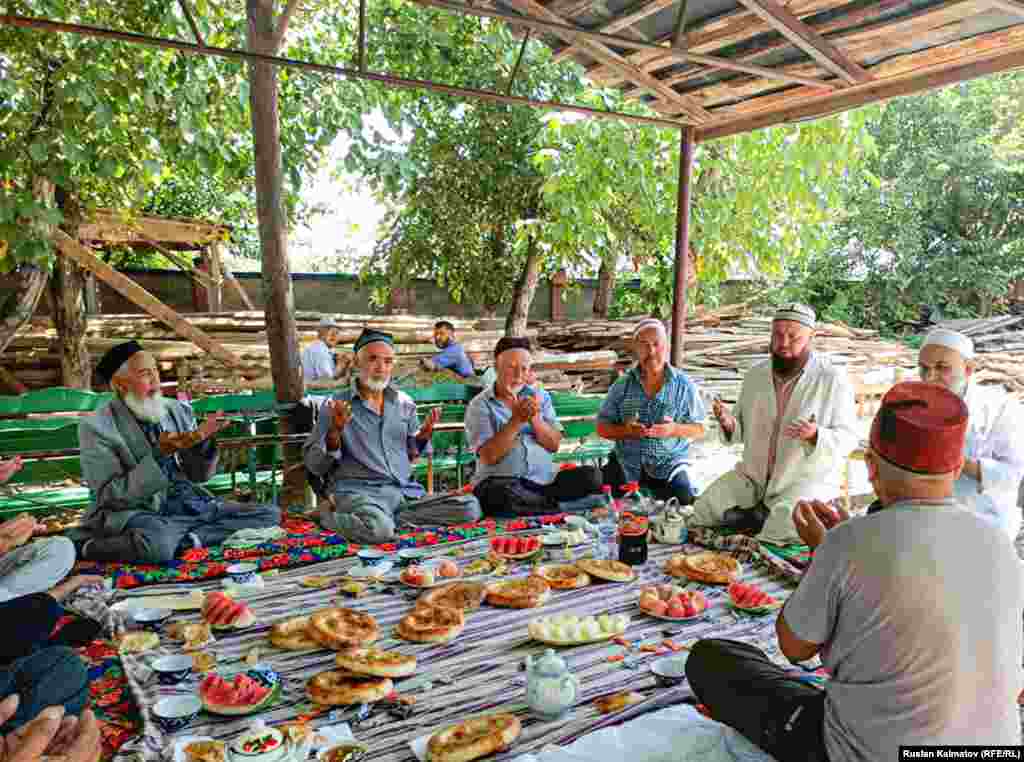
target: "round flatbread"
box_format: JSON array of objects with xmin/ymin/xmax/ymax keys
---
[
  {"xmin": 306, "ymin": 670, "xmax": 393, "ymax": 706},
  {"xmin": 531, "ymin": 564, "xmax": 591, "ymax": 590},
  {"xmin": 418, "ymin": 581, "xmax": 487, "ymax": 612},
  {"xmin": 575, "ymin": 559, "xmax": 636, "ymax": 583},
  {"xmin": 396, "ymin": 605, "xmax": 465, "ymax": 644},
  {"xmin": 308, "ymin": 608, "xmax": 380, "ymax": 650},
  {"xmin": 667, "ymin": 552, "xmax": 740, "ymax": 584},
  {"xmin": 426, "ymin": 713, "xmax": 522, "ymax": 762},
  {"xmin": 335, "ymin": 647, "xmax": 417, "ymax": 678},
  {"xmin": 268, "ymin": 615, "xmax": 320, "ymax": 651},
  {"xmin": 485, "ymin": 577, "xmax": 551, "ymax": 609}
]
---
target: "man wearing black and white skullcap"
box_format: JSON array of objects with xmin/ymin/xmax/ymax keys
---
[
  {"xmin": 75, "ymin": 342, "xmax": 281, "ymax": 562},
  {"xmin": 692, "ymin": 303, "xmax": 859, "ymax": 543},
  {"xmin": 917, "ymin": 327, "xmax": 1024, "ymax": 541}
]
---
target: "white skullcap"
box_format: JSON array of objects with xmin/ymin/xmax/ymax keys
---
[
  {"xmin": 921, "ymin": 328, "xmax": 975, "ymax": 360},
  {"xmin": 318, "ymin": 317, "xmax": 341, "ymax": 329},
  {"xmin": 773, "ymin": 303, "xmax": 816, "ymax": 329},
  {"xmin": 632, "ymin": 318, "xmax": 667, "ymax": 340}
]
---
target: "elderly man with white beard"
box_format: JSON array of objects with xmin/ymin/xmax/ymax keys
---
[
  {"xmin": 914, "ymin": 328, "xmax": 1024, "ymax": 540},
  {"xmin": 304, "ymin": 329, "xmax": 481, "ymax": 544},
  {"xmin": 76, "ymin": 341, "xmax": 281, "ymax": 562}
]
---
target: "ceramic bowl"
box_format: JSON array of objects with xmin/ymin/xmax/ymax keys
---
[
  {"xmin": 650, "ymin": 654, "xmax": 689, "ymax": 687},
  {"xmin": 231, "ymin": 725, "xmax": 286, "ymax": 762},
  {"xmin": 396, "ymin": 548, "xmax": 425, "ymax": 566},
  {"xmin": 132, "ymin": 607, "xmax": 172, "ymax": 631},
  {"xmin": 152, "ymin": 654, "xmax": 194, "ymax": 686},
  {"xmin": 356, "ymin": 548, "xmax": 388, "ymax": 567},
  {"xmin": 152, "ymin": 696, "xmax": 202, "ymax": 734},
  {"xmin": 226, "ymin": 563, "xmax": 259, "ymax": 585}
]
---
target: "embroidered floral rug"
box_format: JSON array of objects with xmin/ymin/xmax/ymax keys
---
[{"xmin": 75, "ymin": 513, "xmax": 568, "ymax": 590}]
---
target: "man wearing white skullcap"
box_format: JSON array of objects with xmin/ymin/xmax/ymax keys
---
[
  {"xmin": 919, "ymin": 328, "xmax": 1024, "ymax": 541},
  {"xmin": 692, "ymin": 303, "xmax": 859, "ymax": 544}
]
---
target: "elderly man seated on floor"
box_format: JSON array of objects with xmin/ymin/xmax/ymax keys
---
[
  {"xmin": 76, "ymin": 341, "xmax": 281, "ymax": 563},
  {"xmin": 690, "ymin": 304, "xmax": 859, "ymax": 544},
  {"xmin": 913, "ymin": 328, "xmax": 1024, "ymax": 540},
  {"xmin": 466, "ymin": 337, "xmax": 603, "ymax": 516},
  {"xmin": 304, "ymin": 329, "xmax": 481, "ymax": 544},
  {"xmin": 597, "ymin": 319, "xmax": 706, "ymax": 504},
  {"xmin": 687, "ymin": 381, "xmax": 1023, "ymax": 759}
]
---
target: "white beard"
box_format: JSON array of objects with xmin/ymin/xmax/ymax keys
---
[
  {"xmin": 122, "ymin": 392, "xmax": 167, "ymax": 423},
  {"xmin": 359, "ymin": 372, "xmax": 390, "ymax": 393}
]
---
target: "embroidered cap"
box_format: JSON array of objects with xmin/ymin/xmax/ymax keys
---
[
  {"xmin": 353, "ymin": 328, "xmax": 394, "ymax": 353},
  {"xmin": 773, "ymin": 303, "xmax": 816, "ymax": 329},
  {"xmin": 494, "ymin": 337, "xmax": 532, "ymax": 358},
  {"xmin": 921, "ymin": 328, "xmax": 975, "ymax": 361},
  {"xmin": 96, "ymin": 340, "xmax": 144, "ymax": 383},
  {"xmin": 869, "ymin": 381, "xmax": 968, "ymax": 474}
]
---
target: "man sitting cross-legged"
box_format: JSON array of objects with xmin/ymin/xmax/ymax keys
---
[
  {"xmin": 77, "ymin": 341, "xmax": 281, "ymax": 563},
  {"xmin": 686, "ymin": 381, "xmax": 1023, "ymax": 760},
  {"xmin": 304, "ymin": 329, "xmax": 481, "ymax": 544},
  {"xmin": 466, "ymin": 337, "xmax": 603, "ymax": 516},
  {"xmin": 691, "ymin": 303, "xmax": 859, "ymax": 543}
]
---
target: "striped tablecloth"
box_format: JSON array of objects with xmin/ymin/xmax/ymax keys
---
[{"xmin": 114, "ymin": 539, "xmax": 802, "ymax": 761}]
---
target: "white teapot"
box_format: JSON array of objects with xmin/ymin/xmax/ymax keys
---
[
  {"xmin": 525, "ymin": 648, "xmax": 578, "ymax": 720},
  {"xmin": 651, "ymin": 498, "xmax": 689, "ymax": 544}
]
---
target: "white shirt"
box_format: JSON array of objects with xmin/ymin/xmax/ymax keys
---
[
  {"xmin": 301, "ymin": 340, "xmax": 335, "ymax": 382},
  {"xmin": 954, "ymin": 382, "xmax": 1024, "ymax": 541}
]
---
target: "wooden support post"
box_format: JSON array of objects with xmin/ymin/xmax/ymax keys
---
[
  {"xmin": 670, "ymin": 126, "xmax": 695, "ymax": 368},
  {"xmin": 51, "ymin": 228, "xmax": 246, "ymax": 369},
  {"xmin": 83, "ymin": 272, "xmax": 99, "ymax": 314},
  {"xmin": 224, "ymin": 270, "xmax": 256, "ymax": 310},
  {"xmin": 550, "ymin": 269, "xmax": 568, "ymax": 322},
  {"xmin": 206, "ymin": 243, "xmax": 224, "ymax": 313}
]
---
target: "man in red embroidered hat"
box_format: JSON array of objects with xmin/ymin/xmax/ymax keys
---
[{"xmin": 686, "ymin": 381, "xmax": 1023, "ymax": 761}]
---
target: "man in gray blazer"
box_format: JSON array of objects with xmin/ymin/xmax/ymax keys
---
[{"xmin": 76, "ymin": 341, "xmax": 280, "ymax": 563}]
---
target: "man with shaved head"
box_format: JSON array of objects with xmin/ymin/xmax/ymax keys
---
[
  {"xmin": 597, "ymin": 318, "xmax": 707, "ymax": 504},
  {"xmin": 916, "ymin": 328, "xmax": 1024, "ymax": 540},
  {"xmin": 76, "ymin": 341, "xmax": 281, "ymax": 562},
  {"xmin": 691, "ymin": 304, "xmax": 859, "ymax": 544},
  {"xmin": 305, "ymin": 329, "xmax": 481, "ymax": 543}
]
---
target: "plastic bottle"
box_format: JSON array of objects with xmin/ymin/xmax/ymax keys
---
[{"xmin": 598, "ymin": 487, "xmax": 618, "ymax": 560}]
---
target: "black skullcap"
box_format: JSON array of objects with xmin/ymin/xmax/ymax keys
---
[
  {"xmin": 96, "ymin": 340, "xmax": 144, "ymax": 383},
  {"xmin": 434, "ymin": 320, "xmax": 456, "ymax": 332},
  {"xmin": 494, "ymin": 337, "xmax": 532, "ymax": 358},
  {"xmin": 354, "ymin": 328, "xmax": 394, "ymax": 353}
]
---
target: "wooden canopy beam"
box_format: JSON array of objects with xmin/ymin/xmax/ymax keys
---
[
  {"xmin": 733, "ymin": 0, "xmax": 871, "ymax": 84},
  {"xmin": 697, "ymin": 39, "xmax": 1024, "ymax": 140},
  {"xmin": 52, "ymin": 229, "xmax": 246, "ymax": 368},
  {"xmin": 414, "ymin": 0, "xmax": 836, "ymax": 90},
  {"xmin": 501, "ymin": 0, "xmax": 712, "ymax": 121},
  {"xmin": 552, "ymin": 0, "xmax": 676, "ymax": 63}
]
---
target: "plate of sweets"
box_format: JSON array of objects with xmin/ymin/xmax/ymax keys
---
[
  {"xmin": 490, "ymin": 535, "xmax": 542, "ymax": 560},
  {"xmin": 638, "ymin": 584, "xmax": 708, "ymax": 621},
  {"xmin": 399, "ymin": 560, "xmax": 461, "ymax": 588},
  {"xmin": 728, "ymin": 582, "xmax": 782, "ymax": 615}
]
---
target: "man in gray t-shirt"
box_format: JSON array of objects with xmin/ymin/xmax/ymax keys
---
[{"xmin": 687, "ymin": 381, "xmax": 1023, "ymax": 761}]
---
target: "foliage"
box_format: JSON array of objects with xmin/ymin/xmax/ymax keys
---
[{"xmin": 787, "ymin": 73, "xmax": 1024, "ymax": 331}]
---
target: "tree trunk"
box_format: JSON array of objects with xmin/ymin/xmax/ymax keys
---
[
  {"xmin": 49, "ymin": 188, "xmax": 92, "ymax": 388},
  {"xmin": 593, "ymin": 256, "xmax": 615, "ymax": 317},
  {"xmin": 505, "ymin": 236, "xmax": 541, "ymax": 337},
  {"xmin": 0, "ymin": 177, "xmax": 55, "ymax": 356},
  {"xmin": 247, "ymin": 0, "xmax": 305, "ymax": 509}
]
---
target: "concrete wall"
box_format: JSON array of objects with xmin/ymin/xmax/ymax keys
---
[{"xmin": 24, "ymin": 269, "xmax": 628, "ymax": 321}]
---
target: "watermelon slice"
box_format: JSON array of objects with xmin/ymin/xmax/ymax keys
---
[
  {"xmin": 729, "ymin": 582, "xmax": 779, "ymax": 612},
  {"xmin": 200, "ymin": 670, "xmax": 278, "ymax": 716},
  {"xmin": 203, "ymin": 592, "xmax": 255, "ymax": 629}
]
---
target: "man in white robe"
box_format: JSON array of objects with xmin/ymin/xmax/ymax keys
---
[
  {"xmin": 691, "ymin": 304, "xmax": 859, "ymax": 544},
  {"xmin": 917, "ymin": 328, "xmax": 1024, "ymax": 541}
]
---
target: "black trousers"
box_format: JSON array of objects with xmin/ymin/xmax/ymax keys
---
[
  {"xmin": 601, "ymin": 453, "xmax": 696, "ymax": 505},
  {"xmin": 686, "ymin": 639, "xmax": 829, "ymax": 762},
  {"xmin": 474, "ymin": 466, "xmax": 603, "ymax": 517}
]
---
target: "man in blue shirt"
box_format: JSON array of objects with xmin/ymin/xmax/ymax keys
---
[
  {"xmin": 465, "ymin": 337, "xmax": 602, "ymax": 516},
  {"xmin": 597, "ymin": 319, "xmax": 706, "ymax": 504},
  {"xmin": 420, "ymin": 321, "xmax": 475, "ymax": 378},
  {"xmin": 304, "ymin": 329, "xmax": 481, "ymax": 544}
]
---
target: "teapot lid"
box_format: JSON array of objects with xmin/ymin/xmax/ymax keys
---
[{"xmin": 532, "ymin": 648, "xmax": 568, "ymax": 677}]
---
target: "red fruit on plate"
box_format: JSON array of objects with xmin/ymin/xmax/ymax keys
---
[
  {"xmin": 667, "ymin": 602, "xmax": 686, "ymax": 618},
  {"xmin": 515, "ymin": 538, "xmax": 527, "ymax": 555},
  {"xmin": 682, "ymin": 601, "xmax": 697, "ymax": 618},
  {"xmin": 528, "ymin": 537, "xmax": 540, "ymax": 551},
  {"xmin": 491, "ymin": 538, "xmax": 501, "ymax": 550}
]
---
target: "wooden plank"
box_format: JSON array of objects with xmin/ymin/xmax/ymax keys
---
[
  {"xmin": 552, "ymin": 0, "xmax": 676, "ymax": 62},
  {"xmin": 502, "ymin": 0, "xmax": 713, "ymax": 121},
  {"xmin": 51, "ymin": 229, "xmax": 246, "ymax": 369},
  {"xmin": 696, "ymin": 34, "xmax": 1024, "ymax": 140},
  {"xmin": 733, "ymin": 0, "xmax": 871, "ymax": 84},
  {"xmin": 224, "ymin": 269, "xmax": 257, "ymax": 311},
  {"xmin": 78, "ymin": 209, "xmax": 226, "ymax": 247}
]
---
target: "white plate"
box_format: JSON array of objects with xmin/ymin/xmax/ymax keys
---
[
  {"xmin": 172, "ymin": 735, "xmax": 220, "ymax": 762},
  {"xmin": 541, "ymin": 534, "xmax": 589, "ymax": 547},
  {"xmin": 112, "ymin": 592, "xmax": 204, "ymax": 612},
  {"xmin": 642, "ymin": 608, "xmax": 707, "ymax": 622},
  {"xmin": 398, "ymin": 571, "xmax": 461, "ymax": 588},
  {"xmin": 347, "ymin": 562, "xmax": 394, "ymax": 579}
]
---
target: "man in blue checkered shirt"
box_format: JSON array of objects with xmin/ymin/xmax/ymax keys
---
[{"xmin": 598, "ymin": 319, "xmax": 706, "ymax": 504}]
